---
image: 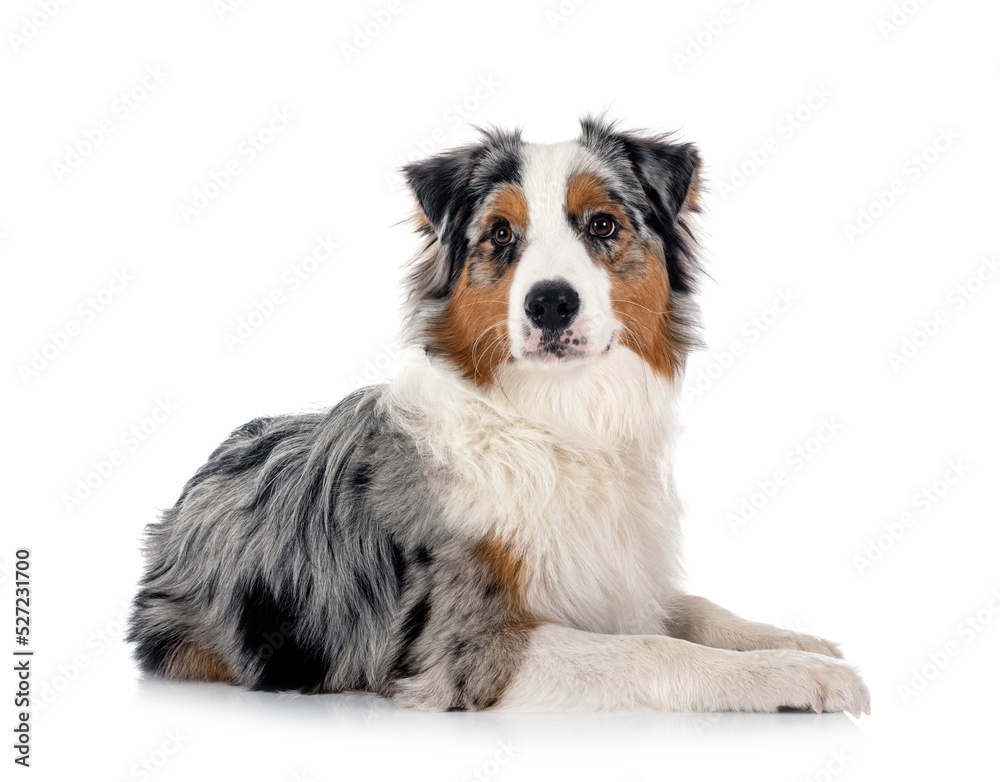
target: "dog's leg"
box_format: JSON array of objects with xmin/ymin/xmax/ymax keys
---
[
  {"xmin": 664, "ymin": 594, "xmax": 843, "ymax": 658},
  {"xmin": 386, "ymin": 539, "xmax": 864, "ymax": 713},
  {"xmin": 497, "ymin": 624, "xmax": 869, "ymax": 714}
]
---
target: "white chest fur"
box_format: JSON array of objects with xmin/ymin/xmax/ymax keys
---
[{"xmin": 387, "ymin": 348, "xmax": 685, "ymax": 635}]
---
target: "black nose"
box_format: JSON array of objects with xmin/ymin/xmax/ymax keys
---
[{"xmin": 524, "ymin": 280, "xmax": 580, "ymax": 332}]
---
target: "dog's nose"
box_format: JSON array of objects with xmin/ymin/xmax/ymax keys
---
[{"xmin": 524, "ymin": 280, "xmax": 580, "ymax": 332}]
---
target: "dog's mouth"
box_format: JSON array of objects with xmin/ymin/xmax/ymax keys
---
[{"xmin": 521, "ymin": 327, "xmax": 601, "ymax": 363}]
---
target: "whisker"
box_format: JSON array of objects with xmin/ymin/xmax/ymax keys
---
[
  {"xmin": 453, "ymin": 300, "xmax": 511, "ymax": 311},
  {"xmin": 615, "ymin": 313, "xmax": 664, "ymax": 337},
  {"xmin": 475, "ymin": 331, "xmax": 511, "ymax": 392},
  {"xmin": 618, "ymin": 324, "xmax": 640, "ymax": 354},
  {"xmin": 475, "ymin": 328, "xmax": 509, "ymax": 374},
  {"xmin": 471, "ymin": 319, "xmax": 509, "ymax": 366},
  {"xmin": 610, "ymin": 299, "xmax": 670, "ymax": 317}
]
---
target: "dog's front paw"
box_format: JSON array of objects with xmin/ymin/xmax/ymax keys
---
[
  {"xmin": 737, "ymin": 649, "xmax": 870, "ymax": 717},
  {"xmin": 738, "ymin": 629, "xmax": 843, "ymax": 659}
]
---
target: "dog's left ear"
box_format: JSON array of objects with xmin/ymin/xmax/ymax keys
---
[
  {"xmin": 580, "ymin": 118, "xmax": 702, "ymax": 294},
  {"xmin": 622, "ymin": 134, "xmax": 702, "ymax": 222}
]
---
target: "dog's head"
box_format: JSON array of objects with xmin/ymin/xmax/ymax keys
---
[{"xmin": 402, "ymin": 117, "xmax": 703, "ymax": 387}]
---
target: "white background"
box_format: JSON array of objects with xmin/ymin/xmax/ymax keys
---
[{"xmin": 2, "ymin": 0, "xmax": 999, "ymax": 779}]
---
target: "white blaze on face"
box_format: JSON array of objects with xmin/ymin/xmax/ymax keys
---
[{"xmin": 507, "ymin": 142, "xmax": 617, "ymax": 363}]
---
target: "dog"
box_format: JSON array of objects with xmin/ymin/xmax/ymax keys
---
[{"xmin": 127, "ymin": 117, "xmax": 870, "ymax": 715}]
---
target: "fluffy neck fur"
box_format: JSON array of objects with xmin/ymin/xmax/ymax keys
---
[{"xmin": 388, "ymin": 346, "xmax": 681, "ymax": 454}]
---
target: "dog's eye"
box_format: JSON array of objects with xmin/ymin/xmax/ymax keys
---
[
  {"xmin": 589, "ymin": 215, "xmax": 616, "ymax": 238},
  {"xmin": 492, "ymin": 222, "xmax": 514, "ymax": 246}
]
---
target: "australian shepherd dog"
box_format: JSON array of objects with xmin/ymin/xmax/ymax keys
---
[{"xmin": 128, "ymin": 118, "xmax": 870, "ymax": 716}]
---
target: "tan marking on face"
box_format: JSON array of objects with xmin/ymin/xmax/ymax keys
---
[
  {"xmin": 566, "ymin": 173, "xmax": 630, "ymax": 227},
  {"xmin": 610, "ymin": 245, "xmax": 682, "ymax": 380},
  {"xmin": 488, "ymin": 185, "xmax": 529, "ymax": 230},
  {"xmin": 428, "ymin": 185, "xmax": 529, "ymax": 385},
  {"xmin": 566, "ymin": 172, "xmax": 682, "ymax": 372},
  {"xmin": 431, "ymin": 261, "xmax": 514, "ymax": 386},
  {"xmin": 164, "ymin": 641, "xmax": 233, "ymax": 684},
  {"xmin": 566, "ymin": 172, "xmax": 608, "ymax": 216}
]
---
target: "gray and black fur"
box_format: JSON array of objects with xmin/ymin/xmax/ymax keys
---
[{"xmin": 128, "ymin": 388, "xmax": 535, "ymax": 710}]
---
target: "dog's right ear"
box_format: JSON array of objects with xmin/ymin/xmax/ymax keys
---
[
  {"xmin": 403, "ymin": 146, "xmax": 478, "ymax": 239},
  {"xmin": 402, "ymin": 145, "xmax": 481, "ymax": 300},
  {"xmin": 402, "ymin": 129, "xmax": 523, "ymax": 300}
]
